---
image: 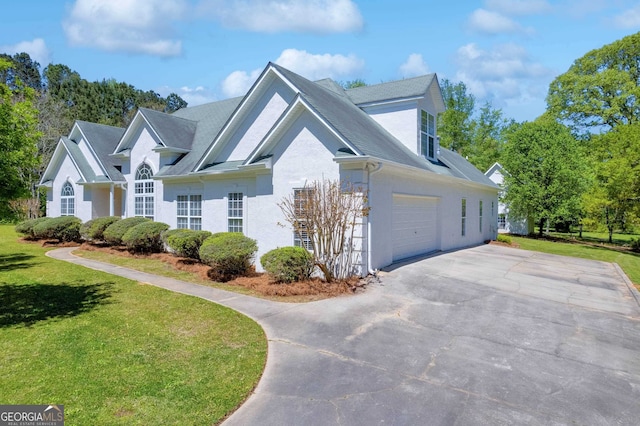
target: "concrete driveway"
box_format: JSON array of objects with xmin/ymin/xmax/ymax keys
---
[{"xmin": 50, "ymin": 244, "xmax": 640, "ymax": 425}]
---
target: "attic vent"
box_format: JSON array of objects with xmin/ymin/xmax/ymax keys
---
[{"xmin": 114, "ymin": 165, "xmax": 122, "ymax": 172}]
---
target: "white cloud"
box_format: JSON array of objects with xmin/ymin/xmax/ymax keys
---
[
  {"xmin": 221, "ymin": 68, "xmax": 263, "ymax": 98},
  {"xmin": 611, "ymin": 5, "xmax": 640, "ymax": 29},
  {"xmin": 484, "ymin": 0, "xmax": 551, "ymax": 16},
  {"xmin": 0, "ymin": 38, "xmax": 50, "ymax": 66},
  {"xmin": 468, "ymin": 8, "xmax": 533, "ymax": 35},
  {"xmin": 198, "ymin": 0, "xmax": 363, "ymax": 33},
  {"xmin": 63, "ymin": 0, "xmax": 186, "ymax": 57},
  {"xmin": 399, "ymin": 54, "xmax": 430, "ymax": 78},
  {"xmin": 275, "ymin": 49, "xmax": 364, "ymax": 80},
  {"xmin": 221, "ymin": 48, "xmax": 365, "ymax": 97},
  {"xmin": 454, "ymin": 42, "xmax": 552, "ymax": 107}
]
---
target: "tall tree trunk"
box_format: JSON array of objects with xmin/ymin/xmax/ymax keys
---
[{"xmin": 538, "ymin": 218, "xmax": 545, "ymax": 237}]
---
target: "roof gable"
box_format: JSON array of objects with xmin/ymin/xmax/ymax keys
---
[
  {"xmin": 74, "ymin": 121, "xmax": 125, "ymax": 181},
  {"xmin": 193, "ymin": 64, "xmax": 298, "ymax": 172}
]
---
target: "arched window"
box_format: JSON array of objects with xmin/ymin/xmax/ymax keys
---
[
  {"xmin": 134, "ymin": 163, "xmax": 154, "ymax": 219},
  {"xmin": 60, "ymin": 181, "xmax": 75, "ymax": 216}
]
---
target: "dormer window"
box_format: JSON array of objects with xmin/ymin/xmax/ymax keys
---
[{"xmin": 420, "ymin": 110, "xmax": 436, "ymax": 160}]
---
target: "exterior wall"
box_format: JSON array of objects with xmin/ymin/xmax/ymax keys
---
[
  {"xmin": 47, "ymin": 153, "xmax": 92, "ymax": 222},
  {"xmin": 368, "ymin": 167, "xmax": 498, "ymax": 270},
  {"xmin": 122, "ymin": 126, "xmax": 163, "ymax": 221},
  {"xmin": 260, "ymin": 110, "xmax": 343, "ymax": 258},
  {"xmin": 363, "ymin": 100, "xmax": 419, "ymax": 154}
]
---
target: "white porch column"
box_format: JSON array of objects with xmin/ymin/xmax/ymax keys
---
[{"xmin": 109, "ymin": 183, "xmax": 114, "ymax": 216}]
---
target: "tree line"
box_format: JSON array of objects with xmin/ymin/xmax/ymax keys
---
[
  {"xmin": 438, "ymin": 31, "xmax": 640, "ymax": 241},
  {"xmin": 0, "ymin": 53, "xmax": 187, "ymax": 220}
]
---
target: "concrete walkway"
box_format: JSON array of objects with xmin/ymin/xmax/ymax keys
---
[{"xmin": 47, "ymin": 245, "xmax": 640, "ymax": 425}]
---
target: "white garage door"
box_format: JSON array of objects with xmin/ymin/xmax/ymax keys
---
[{"xmin": 392, "ymin": 195, "xmax": 438, "ymax": 261}]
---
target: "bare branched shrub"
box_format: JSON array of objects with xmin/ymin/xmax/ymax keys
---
[{"xmin": 278, "ymin": 179, "xmax": 369, "ymax": 283}]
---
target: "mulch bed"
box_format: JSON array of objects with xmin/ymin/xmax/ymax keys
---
[{"xmin": 67, "ymin": 242, "xmax": 366, "ymax": 299}]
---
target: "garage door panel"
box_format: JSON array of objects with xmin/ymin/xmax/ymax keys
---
[{"xmin": 392, "ymin": 196, "xmax": 438, "ymax": 261}]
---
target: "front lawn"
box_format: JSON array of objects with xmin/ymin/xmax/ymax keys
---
[
  {"xmin": 510, "ymin": 235, "xmax": 640, "ymax": 289},
  {"xmin": 0, "ymin": 225, "xmax": 266, "ymax": 425}
]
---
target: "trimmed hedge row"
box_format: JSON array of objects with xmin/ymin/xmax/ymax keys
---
[{"xmin": 16, "ymin": 216, "xmax": 316, "ymax": 283}]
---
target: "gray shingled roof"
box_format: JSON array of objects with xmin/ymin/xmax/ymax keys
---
[
  {"xmin": 345, "ymin": 74, "xmax": 436, "ymax": 105},
  {"xmin": 138, "ymin": 108, "xmax": 197, "ymax": 151},
  {"xmin": 270, "ymin": 64, "xmax": 494, "ymax": 187},
  {"xmin": 75, "ymin": 121, "xmax": 125, "ymax": 181},
  {"xmin": 156, "ymin": 97, "xmax": 243, "ymax": 177},
  {"xmin": 60, "ymin": 136, "xmax": 96, "ymax": 183}
]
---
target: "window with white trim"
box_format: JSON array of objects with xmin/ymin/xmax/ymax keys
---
[
  {"xmin": 293, "ymin": 188, "xmax": 313, "ymax": 250},
  {"xmin": 479, "ymin": 200, "xmax": 483, "ymax": 233},
  {"xmin": 421, "ymin": 110, "xmax": 436, "ymax": 160},
  {"xmin": 461, "ymin": 198, "xmax": 467, "ymax": 237},
  {"xmin": 134, "ymin": 163, "xmax": 154, "ymax": 219},
  {"xmin": 498, "ymin": 214, "xmax": 506, "ymax": 230},
  {"xmin": 228, "ymin": 192, "xmax": 243, "ymax": 233},
  {"xmin": 177, "ymin": 195, "xmax": 202, "ymax": 230},
  {"xmin": 60, "ymin": 181, "xmax": 75, "ymax": 216}
]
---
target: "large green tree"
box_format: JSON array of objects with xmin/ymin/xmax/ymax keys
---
[
  {"xmin": 468, "ymin": 102, "xmax": 512, "ymax": 172},
  {"xmin": 583, "ymin": 123, "xmax": 640, "ymax": 241},
  {"xmin": 438, "ymin": 79, "xmax": 475, "ymax": 155},
  {"xmin": 0, "ymin": 58, "xmax": 41, "ymax": 215},
  {"xmin": 547, "ymin": 31, "xmax": 640, "ymax": 132},
  {"xmin": 501, "ymin": 118, "xmax": 588, "ymax": 235}
]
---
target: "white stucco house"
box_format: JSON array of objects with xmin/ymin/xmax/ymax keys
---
[
  {"xmin": 485, "ymin": 162, "xmax": 532, "ymax": 235},
  {"xmin": 40, "ymin": 62, "xmax": 498, "ymax": 273}
]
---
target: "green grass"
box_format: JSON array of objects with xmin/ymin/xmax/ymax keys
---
[
  {"xmin": 511, "ymin": 235, "xmax": 640, "ymax": 288},
  {"xmin": 0, "ymin": 226, "xmax": 266, "ymax": 425},
  {"xmin": 547, "ymin": 230, "xmax": 637, "ymax": 246}
]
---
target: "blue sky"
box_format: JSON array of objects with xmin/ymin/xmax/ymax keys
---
[{"xmin": 2, "ymin": 0, "xmax": 639, "ymax": 122}]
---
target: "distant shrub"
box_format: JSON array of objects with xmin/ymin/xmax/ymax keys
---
[
  {"xmin": 630, "ymin": 237, "xmax": 640, "ymax": 253},
  {"xmin": 80, "ymin": 216, "xmax": 121, "ymax": 242},
  {"xmin": 497, "ymin": 234, "xmax": 512, "ymax": 245},
  {"xmin": 122, "ymin": 221, "xmax": 170, "ymax": 253},
  {"xmin": 165, "ymin": 229, "xmax": 212, "ymax": 260},
  {"xmin": 32, "ymin": 216, "xmax": 82, "ymax": 242},
  {"xmin": 103, "ymin": 217, "xmax": 151, "ymax": 246},
  {"xmin": 15, "ymin": 217, "xmax": 52, "ymax": 240},
  {"xmin": 199, "ymin": 233, "xmax": 257, "ymax": 282},
  {"xmin": 260, "ymin": 246, "xmax": 314, "ymax": 283}
]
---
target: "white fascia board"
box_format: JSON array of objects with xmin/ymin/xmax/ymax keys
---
[
  {"xmin": 336, "ymin": 155, "xmax": 498, "ymax": 191},
  {"xmin": 356, "ymin": 95, "xmax": 423, "ymax": 109},
  {"xmin": 244, "ymin": 94, "xmax": 362, "ymax": 165},
  {"xmin": 152, "ymin": 146, "xmax": 190, "ymax": 154},
  {"xmin": 40, "ymin": 140, "xmax": 66, "ymax": 184}
]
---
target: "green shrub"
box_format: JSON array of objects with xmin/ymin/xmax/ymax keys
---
[
  {"xmin": 80, "ymin": 216, "xmax": 121, "ymax": 242},
  {"xmin": 630, "ymin": 237, "xmax": 640, "ymax": 253},
  {"xmin": 165, "ymin": 229, "xmax": 212, "ymax": 260},
  {"xmin": 103, "ymin": 217, "xmax": 151, "ymax": 246},
  {"xmin": 497, "ymin": 234, "xmax": 512, "ymax": 245},
  {"xmin": 15, "ymin": 217, "xmax": 52, "ymax": 240},
  {"xmin": 260, "ymin": 246, "xmax": 314, "ymax": 283},
  {"xmin": 122, "ymin": 221, "xmax": 170, "ymax": 253},
  {"xmin": 199, "ymin": 233, "xmax": 257, "ymax": 282},
  {"xmin": 31, "ymin": 216, "xmax": 82, "ymax": 242}
]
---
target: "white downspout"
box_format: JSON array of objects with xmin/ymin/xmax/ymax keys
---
[{"xmin": 366, "ymin": 162, "xmax": 383, "ymax": 275}]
